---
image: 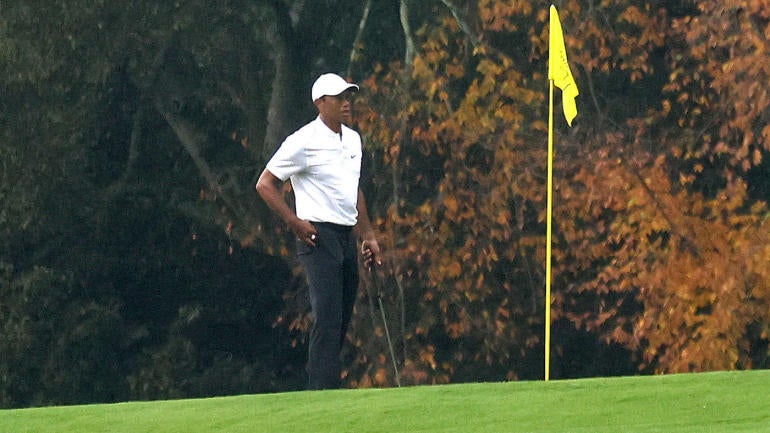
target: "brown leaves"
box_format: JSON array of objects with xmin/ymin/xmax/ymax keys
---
[
  {"xmin": 666, "ymin": 1, "xmax": 770, "ymax": 170},
  {"xmin": 347, "ymin": 0, "xmax": 770, "ymax": 385},
  {"xmin": 556, "ymin": 136, "xmax": 770, "ymax": 373}
]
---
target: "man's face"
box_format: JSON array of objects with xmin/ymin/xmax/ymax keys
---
[{"xmin": 317, "ymin": 90, "xmax": 355, "ymax": 125}]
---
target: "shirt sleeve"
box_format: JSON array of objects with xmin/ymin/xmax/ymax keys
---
[{"xmin": 265, "ymin": 132, "xmax": 305, "ymax": 182}]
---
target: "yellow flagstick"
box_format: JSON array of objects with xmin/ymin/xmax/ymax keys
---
[
  {"xmin": 546, "ymin": 4, "xmax": 579, "ymax": 382},
  {"xmin": 546, "ymin": 78, "xmax": 555, "ymax": 382}
]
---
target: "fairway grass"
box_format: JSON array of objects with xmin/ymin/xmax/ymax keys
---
[{"xmin": 1, "ymin": 370, "xmax": 768, "ymax": 432}]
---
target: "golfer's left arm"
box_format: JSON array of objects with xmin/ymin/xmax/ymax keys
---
[{"xmin": 354, "ymin": 188, "xmax": 382, "ymax": 269}]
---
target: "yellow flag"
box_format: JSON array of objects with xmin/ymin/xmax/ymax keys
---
[{"xmin": 549, "ymin": 5, "xmax": 579, "ymax": 126}]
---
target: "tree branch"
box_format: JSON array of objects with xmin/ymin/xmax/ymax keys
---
[
  {"xmin": 440, "ymin": 0, "xmax": 483, "ymax": 48},
  {"xmin": 262, "ymin": 23, "xmax": 294, "ymax": 161},
  {"xmin": 400, "ymin": 0, "xmax": 416, "ymax": 65},
  {"xmin": 154, "ymin": 98, "xmax": 261, "ymax": 244},
  {"xmin": 347, "ymin": 0, "xmax": 373, "ymax": 77},
  {"xmin": 262, "ymin": 0, "xmax": 300, "ymax": 161},
  {"xmin": 103, "ymin": 105, "xmax": 143, "ymax": 200}
]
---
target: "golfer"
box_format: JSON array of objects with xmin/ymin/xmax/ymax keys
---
[{"xmin": 256, "ymin": 73, "xmax": 382, "ymax": 390}]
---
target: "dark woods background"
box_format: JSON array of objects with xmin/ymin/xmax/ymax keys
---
[
  {"xmin": 0, "ymin": 0, "xmax": 406, "ymax": 406},
  {"xmin": 2, "ymin": 0, "xmax": 769, "ymax": 407}
]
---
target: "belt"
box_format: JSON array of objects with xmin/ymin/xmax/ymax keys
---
[{"xmin": 311, "ymin": 221, "xmax": 354, "ymax": 232}]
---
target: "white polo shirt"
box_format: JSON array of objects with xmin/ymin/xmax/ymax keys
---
[{"xmin": 266, "ymin": 117, "xmax": 362, "ymax": 226}]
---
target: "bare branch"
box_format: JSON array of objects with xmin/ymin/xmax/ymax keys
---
[
  {"xmin": 154, "ymin": 98, "xmax": 260, "ymax": 244},
  {"xmin": 400, "ymin": 0, "xmax": 416, "ymax": 65},
  {"xmin": 347, "ymin": 0, "xmax": 373, "ymax": 77},
  {"xmin": 440, "ymin": 0, "xmax": 483, "ymax": 48},
  {"xmin": 103, "ymin": 105, "xmax": 143, "ymax": 200},
  {"xmin": 263, "ymin": 19, "xmax": 294, "ymax": 161}
]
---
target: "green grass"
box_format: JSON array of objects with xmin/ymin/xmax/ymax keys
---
[{"xmin": 1, "ymin": 370, "xmax": 768, "ymax": 432}]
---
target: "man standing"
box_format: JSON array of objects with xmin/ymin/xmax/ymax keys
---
[{"xmin": 256, "ymin": 73, "xmax": 382, "ymax": 390}]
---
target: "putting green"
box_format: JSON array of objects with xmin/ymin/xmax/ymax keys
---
[{"xmin": 1, "ymin": 370, "xmax": 768, "ymax": 432}]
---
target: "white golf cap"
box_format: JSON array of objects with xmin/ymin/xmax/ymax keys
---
[{"xmin": 311, "ymin": 73, "xmax": 359, "ymax": 102}]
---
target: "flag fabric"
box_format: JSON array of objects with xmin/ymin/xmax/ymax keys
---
[{"xmin": 549, "ymin": 5, "xmax": 579, "ymax": 126}]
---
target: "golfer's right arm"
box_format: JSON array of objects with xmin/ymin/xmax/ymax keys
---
[{"xmin": 256, "ymin": 169, "xmax": 317, "ymax": 244}]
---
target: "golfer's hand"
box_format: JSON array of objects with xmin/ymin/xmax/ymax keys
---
[
  {"xmin": 292, "ymin": 219, "xmax": 318, "ymax": 247},
  {"xmin": 361, "ymin": 239, "xmax": 383, "ymax": 270}
]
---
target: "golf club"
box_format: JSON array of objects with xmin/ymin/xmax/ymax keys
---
[{"xmin": 369, "ymin": 268, "xmax": 401, "ymax": 387}]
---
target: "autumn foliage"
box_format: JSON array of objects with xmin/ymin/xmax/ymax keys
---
[
  {"xmin": 350, "ymin": 0, "xmax": 770, "ymax": 385},
  {"xmin": 2, "ymin": 0, "xmax": 769, "ymax": 406}
]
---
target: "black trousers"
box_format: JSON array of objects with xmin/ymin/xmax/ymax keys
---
[{"xmin": 297, "ymin": 222, "xmax": 359, "ymax": 390}]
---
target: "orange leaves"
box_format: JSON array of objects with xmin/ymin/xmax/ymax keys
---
[
  {"xmin": 552, "ymin": 104, "xmax": 770, "ymax": 372},
  {"xmin": 345, "ymin": 0, "xmax": 770, "ymax": 385},
  {"xmin": 665, "ymin": 0, "xmax": 770, "ymax": 171},
  {"xmin": 442, "ymin": 194, "xmax": 459, "ymax": 215},
  {"xmin": 445, "ymin": 260, "xmax": 463, "ymax": 279},
  {"xmin": 565, "ymin": 1, "xmax": 670, "ymax": 82},
  {"xmin": 478, "ymin": 0, "xmax": 535, "ymax": 32},
  {"xmin": 364, "ymin": 30, "xmax": 542, "ymax": 379}
]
